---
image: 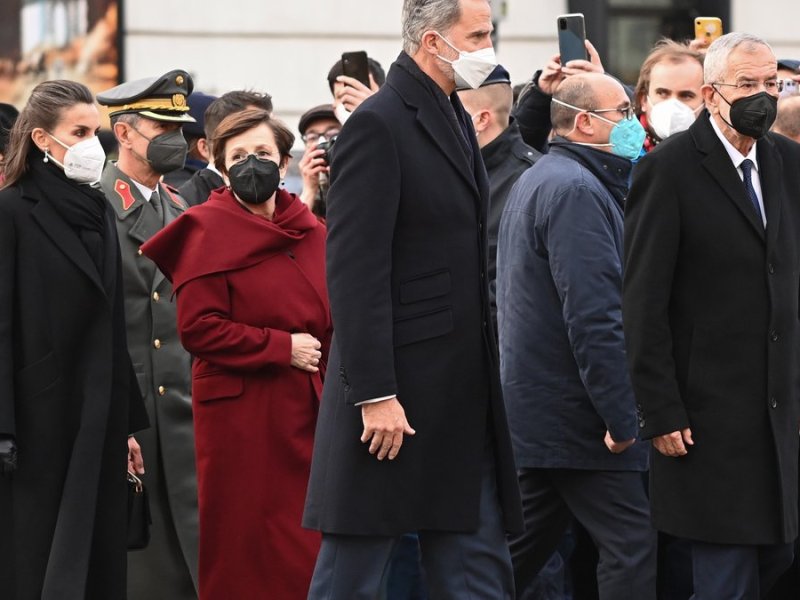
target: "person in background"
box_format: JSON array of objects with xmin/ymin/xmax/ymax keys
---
[
  {"xmin": 498, "ymin": 72, "xmax": 655, "ymax": 600},
  {"xmin": 634, "ymin": 40, "xmax": 705, "ymax": 152},
  {"xmin": 0, "ymin": 102, "xmax": 19, "ymax": 182},
  {"xmin": 327, "ymin": 53, "xmax": 385, "ymax": 125},
  {"xmin": 163, "ymin": 91, "xmax": 218, "ymax": 188},
  {"xmin": 142, "ymin": 108, "xmax": 330, "ymax": 599},
  {"xmin": 624, "ymin": 33, "xmax": 800, "ymax": 599},
  {"xmin": 297, "ymin": 103, "xmax": 340, "ymax": 215},
  {"xmin": 97, "ymin": 70, "xmax": 199, "ymax": 600},
  {"xmin": 457, "ymin": 64, "xmax": 541, "ymax": 330},
  {"xmin": 179, "ymin": 90, "xmax": 274, "ymax": 206},
  {"xmin": 0, "ymin": 79, "xmax": 148, "ymax": 599}
]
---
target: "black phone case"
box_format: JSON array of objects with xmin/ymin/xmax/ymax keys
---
[{"xmin": 341, "ymin": 51, "xmax": 371, "ymax": 88}]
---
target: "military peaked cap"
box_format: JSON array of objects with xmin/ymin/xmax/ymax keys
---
[{"xmin": 97, "ymin": 69, "xmax": 196, "ymax": 123}]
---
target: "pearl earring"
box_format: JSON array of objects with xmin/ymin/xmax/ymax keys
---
[{"xmin": 43, "ymin": 148, "xmax": 50, "ymax": 163}]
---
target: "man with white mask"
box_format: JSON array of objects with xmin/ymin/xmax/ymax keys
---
[
  {"xmin": 634, "ymin": 39, "xmax": 705, "ymax": 151},
  {"xmin": 303, "ymin": 1, "xmax": 522, "ymax": 598}
]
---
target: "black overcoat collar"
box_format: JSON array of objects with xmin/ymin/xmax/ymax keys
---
[
  {"xmin": 690, "ymin": 112, "xmax": 782, "ymax": 245},
  {"xmin": 21, "ymin": 177, "xmax": 109, "ymax": 298},
  {"xmin": 386, "ymin": 52, "xmax": 490, "ymax": 211}
]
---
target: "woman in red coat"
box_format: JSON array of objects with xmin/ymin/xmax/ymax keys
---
[{"xmin": 142, "ymin": 109, "xmax": 330, "ymax": 599}]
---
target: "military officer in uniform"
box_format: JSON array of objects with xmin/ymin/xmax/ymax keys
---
[{"xmin": 97, "ymin": 70, "xmax": 199, "ymax": 600}]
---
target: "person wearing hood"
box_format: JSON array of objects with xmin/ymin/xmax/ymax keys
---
[
  {"xmin": 498, "ymin": 72, "xmax": 656, "ymax": 599},
  {"xmin": 142, "ymin": 108, "xmax": 331, "ymax": 599}
]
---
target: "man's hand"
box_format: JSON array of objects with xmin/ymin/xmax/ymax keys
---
[
  {"xmin": 127, "ymin": 436, "xmax": 145, "ymax": 475},
  {"xmin": 291, "ymin": 333, "xmax": 322, "ymax": 373},
  {"xmin": 335, "ymin": 74, "xmax": 379, "ymax": 112},
  {"xmin": 539, "ymin": 40, "xmax": 604, "ymax": 96},
  {"xmin": 652, "ymin": 428, "xmax": 694, "ymax": 457},
  {"xmin": 361, "ymin": 397, "xmax": 416, "ymax": 461},
  {"xmin": 0, "ymin": 435, "xmax": 17, "ymax": 475},
  {"xmin": 298, "ymin": 147, "xmax": 327, "ymax": 208},
  {"xmin": 604, "ymin": 430, "xmax": 636, "ymax": 454}
]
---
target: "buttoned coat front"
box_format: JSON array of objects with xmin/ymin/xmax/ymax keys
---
[
  {"xmin": 100, "ymin": 162, "xmax": 199, "ymax": 594},
  {"xmin": 623, "ymin": 113, "xmax": 800, "ymax": 544},
  {"xmin": 302, "ymin": 52, "xmax": 523, "ymax": 536}
]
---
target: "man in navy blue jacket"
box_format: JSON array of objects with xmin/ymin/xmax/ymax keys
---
[{"xmin": 497, "ymin": 72, "xmax": 656, "ymax": 599}]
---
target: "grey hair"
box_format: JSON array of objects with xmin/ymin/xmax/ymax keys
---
[
  {"xmin": 704, "ymin": 32, "xmax": 773, "ymax": 84},
  {"xmin": 401, "ymin": 0, "xmax": 462, "ymax": 55}
]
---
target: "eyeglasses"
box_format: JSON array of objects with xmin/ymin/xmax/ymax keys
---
[
  {"xmin": 591, "ymin": 105, "xmax": 636, "ymax": 121},
  {"xmin": 302, "ymin": 128, "xmax": 341, "ymax": 144},
  {"xmin": 713, "ymin": 80, "xmax": 784, "ymax": 94}
]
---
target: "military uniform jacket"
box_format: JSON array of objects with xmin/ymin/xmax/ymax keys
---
[{"xmin": 99, "ymin": 162, "xmax": 199, "ymax": 587}]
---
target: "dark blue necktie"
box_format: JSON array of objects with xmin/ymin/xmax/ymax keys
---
[{"xmin": 740, "ymin": 159, "xmax": 763, "ymax": 225}]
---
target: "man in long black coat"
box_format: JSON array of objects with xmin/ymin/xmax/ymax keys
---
[
  {"xmin": 624, "ymin": 32, "xmax": 800, "ymax": 598},
  {"xmin": 303, "ymin": 1, "xmax": 522, "ymax": 598}
]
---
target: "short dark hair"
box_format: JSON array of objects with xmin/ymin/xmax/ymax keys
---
[
  {"xmin": 551, "ymin": 77, "xmax": 596, "ymax": 133},
  {"xmin": 634, "ymin": 39, "xmax": 704, "ymax": 113},
  {"xmin": 204, "ymin": 90, "xmax": 274, "ymax": 140},
  {"xmin": 211, "ymin": 109, "xmax": 294, "ymax": 176}
]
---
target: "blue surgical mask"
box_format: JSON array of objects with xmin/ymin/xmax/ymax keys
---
[{"xmin": 552, "ymin": 98, "xmax": 646, "ymax": 161}]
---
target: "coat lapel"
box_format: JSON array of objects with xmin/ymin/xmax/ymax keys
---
[
  {"xmin": 756, "ymin": 135, "xmax": 782, "ymax": 250},
  {"xmin": 150, "ymin": 183, "xmax": 185, "ymax": 292},
  {"xmin": 693, "ymin": 115, "xmax": 765, "ymax": 242},
  {"xmin": 387, "ymin": 60, "xmax": 481, "ymax": 202},
  {"xmin": 25, "ymin": 186, "xmax": 107, "ymax": 298}
]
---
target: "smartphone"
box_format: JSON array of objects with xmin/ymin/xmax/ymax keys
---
[
  {"xmin": 341, "ymin": 51, "xmax": 371, "ymax": 88},
  {"xmin": 557, "ymin": 13, "xmax": 587, "ymax": 64},
  {"xmin": 694, "ymin": 17, "xmax": 723, "ymax": 45}
]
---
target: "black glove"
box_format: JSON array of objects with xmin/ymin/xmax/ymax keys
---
[{"xmin": 0, "ymin": 435, "xmax": 17, "ymax": 475}]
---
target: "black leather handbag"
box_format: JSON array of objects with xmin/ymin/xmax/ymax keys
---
[{"xmin": 127, "ymin": 471, "xmax": 152, "ymax": 550}]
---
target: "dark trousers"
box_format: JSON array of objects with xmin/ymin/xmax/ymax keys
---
[
  {"xmin": 307, "ymin": 448, "xmax": 513, "ymax": 600},
  {"xmin": 691, "ymin": 540, "xmax": 795, "ymax": 599},
  {"xmin": 510, "ymin": 468, "xmax": 656, "ymax": 600}
]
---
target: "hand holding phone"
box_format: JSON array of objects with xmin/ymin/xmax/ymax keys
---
[{"xmin": 341, "ymin": 51, "xmax": 371, "ymax": 88}]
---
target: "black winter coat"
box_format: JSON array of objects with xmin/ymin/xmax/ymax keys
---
[
  {"xmin": 624, "ymin": 113, "xmax": 800, "ymax": 544},
  {"xmin": 303, "ymin": 51, "xmax": 523, "ymax": 536},
  {"xmin": 0, "ymin": 170, "xmax": 148, "ymax": 599}
]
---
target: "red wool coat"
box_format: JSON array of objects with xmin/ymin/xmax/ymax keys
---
[{"xmin": 142, "ymin": 188, "xmax": 331, "ymax": 600}]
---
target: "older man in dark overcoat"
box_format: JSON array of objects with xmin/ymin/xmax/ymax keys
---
[
  {"xmin": 303, "ymin": 1, "xmax": 522, "ymax": 598},
  {"xmin": 624, "ymin": 32, "xmax": 800, "ymax": 599}
]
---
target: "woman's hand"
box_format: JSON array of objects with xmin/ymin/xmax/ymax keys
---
[
  {"xmin": 291, "ymin": 333, "xmax": 322, "ymax": 373},
  {"xmin": 127, "ymin": 436, "xmax": 145, "ymax": 475}
]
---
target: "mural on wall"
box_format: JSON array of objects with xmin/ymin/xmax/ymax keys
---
[{"xmin": 0, "ymin": 0, "xmax": 121, "ymax": 106}]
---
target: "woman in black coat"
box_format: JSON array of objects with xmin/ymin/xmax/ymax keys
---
[{"xmin": 0, "ymin": 80, "xmax": 149, "ymax": 600}]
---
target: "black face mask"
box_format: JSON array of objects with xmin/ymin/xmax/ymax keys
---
[
  {"xmin": 228, "ymin": 155, "xmax": 281, "ymax": 205},
  {"xmin": 133, "ymin": 127, "xmax": 188, "ymax": 174},
  {"xmin": 715, "ymin": 88, "xmax": 778, "ymax": 139}
]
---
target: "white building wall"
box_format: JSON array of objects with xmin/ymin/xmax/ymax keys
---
[{"xmin": 122, "ymin": 0, "xmax": 800, "ymax": 143}]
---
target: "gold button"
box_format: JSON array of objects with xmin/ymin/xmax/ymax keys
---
[
  {"xmin": 137, "ymin": 248, "xmax": 143, "ymax": 256},
  {"xmin": 153, "ymin": 339, "xmax": 161, "ymax": 349},
  {"xmin": 158, "ymin": 386, "xmax": 166, "ymax": 396},
  {"xmin": 152, "ymin": 292, "xmax": 160, "ymax": 302}
]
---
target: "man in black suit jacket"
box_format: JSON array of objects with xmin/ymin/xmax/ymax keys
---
[
  {"xmin": 303, "ymin": 1, "xmax": 522, "ymax": 598},
  {"xmin": 624, "ymin": 32, "xmax": 800, "ymax": 599}
]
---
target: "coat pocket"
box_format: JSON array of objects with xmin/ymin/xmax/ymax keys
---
[
  {"xmin": 399, "ymin": 269, "xmax": 451, "ymax": 304},
  {"xmin": 192, "ymin": 371, "xmax": 244, "ymax": 403},
  {"xmin": 16, "ymin": 351, "xmax": 60, "ymax": 399},
  {"xmin": 393, "ymin": 307, "xmax": 454, "ymax": 347}
]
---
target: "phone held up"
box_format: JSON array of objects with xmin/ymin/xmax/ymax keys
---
[
  {"xmin": 341, "ymin": 51, "xmax": 371, "ymax": 88},
  {"xmin": 694, "ymin": 17, "xmax": 723, "ymax": 45},
  {"xmin": 557, "ymin": 13, "xmax": 587, "ymax": 65}
]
